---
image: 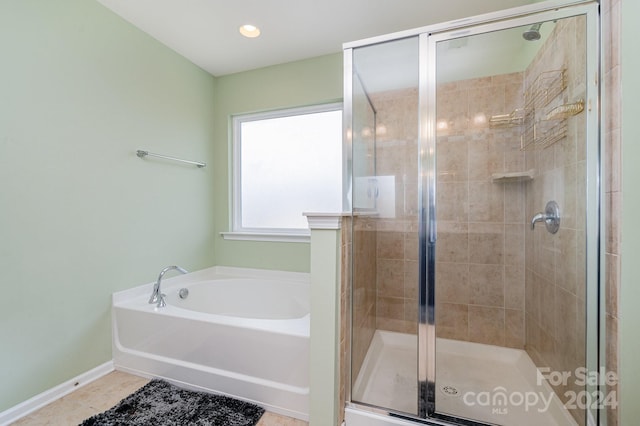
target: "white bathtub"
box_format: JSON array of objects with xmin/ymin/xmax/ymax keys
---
[{"xmin": 112, "ymin": 266, "xmax": 310, "ymax": 420}]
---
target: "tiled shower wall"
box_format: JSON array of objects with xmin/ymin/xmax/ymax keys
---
[
  {"xmin": 350, "ymin": 215, "xmax": 377, "ymax": 382},
  {"xmin": 339, "ymin": 216, "xmax": 351, "ymax": 426},
  {"xmin": 602, "ymin": 0, "xmax": 621, "ymax": 425},
  {"xmin": 369, "ymin": 88, "xmax": 420, "ymax": 335},
  {"xmin": 349, "ymin": 74, "xmax": 380, "ymax": 384},
  {"xmin": 348, "ymin": 87, "xmax": 420, "ymax": 400},
  {"xmin": 522, "ymin": 16, "xmax": 587, "ymax": 425},
  {"xmin": 365, "ymin": 73, "xmax": 529, "ymax": 348},
  {"xmin": 435, "ymin": 73, "xmax": 526, "ymax": 348}
]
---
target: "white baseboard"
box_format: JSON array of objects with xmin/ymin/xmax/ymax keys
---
[{"xmin": 0, "ymin": 361, "xmax": 114, "ymax": 426}]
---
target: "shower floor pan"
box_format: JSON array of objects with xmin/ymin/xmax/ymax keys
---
[{"xmin": 351, "ymin": 330, "xmax": 577, "ymax": 426}]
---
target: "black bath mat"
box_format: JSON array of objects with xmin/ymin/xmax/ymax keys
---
[{"xmin": 79, "ymin": 379, "xmax": 264, "ymax": 426}]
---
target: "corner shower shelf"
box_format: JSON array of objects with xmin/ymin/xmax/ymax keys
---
[
  {"xmin": 521, "ymin": 119, "xmax": 568, "ymax": 151},
  {"xmin": 519, "ymin": 69, "xmax": 586, "ymax": 151},
  {"xmin": 545, "ymin": 99, "xmax": 585, "ymax": 121},
  {"xmin": 491, "ymin": 169, "xmax": 535, "ymax": 183},
  {"xmin": 524, "ymin": 69, "xmax": 567, "ymax": 111}
]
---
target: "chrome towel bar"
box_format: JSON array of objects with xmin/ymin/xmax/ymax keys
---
[{"xmin": 136, "ymin": 150, "xmax": 206, "ymax": 168}]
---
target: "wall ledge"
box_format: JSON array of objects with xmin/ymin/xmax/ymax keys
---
[
  {"xmin": 220, "ymin": 231, "xmax": 310, "ymax": 243},
  {"xmin": 304, "ymin": 212, "xmax": 350, "ymax": 230}
]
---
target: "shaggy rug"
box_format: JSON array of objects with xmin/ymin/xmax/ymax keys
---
[{"xmin": 79, "ymin": 379, "xmax": 264, "ymax": 426}]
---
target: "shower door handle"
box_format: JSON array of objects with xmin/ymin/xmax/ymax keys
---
[{"xmin": 530, "ymin": 201, "xmax": 560, "ymax": 234}]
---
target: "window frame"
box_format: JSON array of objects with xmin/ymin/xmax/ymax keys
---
[{"xmin": 222, "ymin": 102, "xmax": 343, "ymax": 243}]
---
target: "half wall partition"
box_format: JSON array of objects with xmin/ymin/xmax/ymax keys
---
[{"xmin": 345, "ymin": 1, "xmax": 601, "ymax": 425}]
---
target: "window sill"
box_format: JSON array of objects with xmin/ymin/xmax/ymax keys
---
[{"xmin": 220, "ymin": 231, "xmax": 310, "ymax": 243}]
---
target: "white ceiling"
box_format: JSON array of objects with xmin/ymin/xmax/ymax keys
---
[{"xmin": 96, "ymin": 0, "xmax": 540, "ymax": 77}]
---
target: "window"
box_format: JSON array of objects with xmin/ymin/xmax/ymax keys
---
[{"xmin": 224, "ymin": 103, "xmax": 342, "ymax": 242}]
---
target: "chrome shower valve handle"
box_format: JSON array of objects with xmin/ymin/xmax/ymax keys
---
[{"xmin": 531, "ymin": 201, "xmax": 561, "ymax": 234}]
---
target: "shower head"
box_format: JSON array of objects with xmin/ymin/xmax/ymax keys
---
[{"xmin": 522, "ymin": 23, "xmax": 542, "ymax": 41}]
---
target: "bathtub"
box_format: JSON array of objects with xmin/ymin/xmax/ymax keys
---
[{"xmin": 112, "ymin": 266, "xmax": 310, "ymax": 420}]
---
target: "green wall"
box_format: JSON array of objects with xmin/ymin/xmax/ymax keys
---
[
  {"xmin": 0, "ymin": 1, "xmax": 343, "ymax": 411},
  {"xmin": 620, "ymin": 0, "xmax": 640, "ymax": 423},
  {"xmin": 211, "ymin": 54, "xmax": 343, "ymax": 273},
  {"xmin": 0, "ymin": 0, "xmax": 216, "ymax": 411}
]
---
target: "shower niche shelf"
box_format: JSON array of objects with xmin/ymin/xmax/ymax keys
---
[{"xmin": 491, "ymin": 169, "xmax": 535, "ymax": 183}]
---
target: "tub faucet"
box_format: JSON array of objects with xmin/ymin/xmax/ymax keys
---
[{"xmin": 148, "ymin": 265, "xmax": 188, "ymax": 308}]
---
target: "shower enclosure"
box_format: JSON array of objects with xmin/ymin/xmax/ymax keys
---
[{"xmin": 345, "ymin": 1, "xmax": 600, "ymax": 425}]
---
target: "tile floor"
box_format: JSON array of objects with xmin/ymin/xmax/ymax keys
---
[{"xmin": 11, "ymin": 370, "xmax": 308, "ymax": 426}]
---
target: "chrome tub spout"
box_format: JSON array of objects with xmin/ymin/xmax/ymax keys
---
[{"xmin": 148, "ymin": 265, "xmax": 188, "ymax": 308}]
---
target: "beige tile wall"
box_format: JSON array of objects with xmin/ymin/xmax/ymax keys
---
[
  {"xmin": 347, "ymin": 87, "xmax": 419, "ymax": 408},
  {"xmin": 602, "ymin": 0, "xmax": 621, "ymax": 425},
  {"xmin": 349, "ymin": 215, "xmax": 377, "ymax": 383},
  {"xmin": 521, "ymin": 16, "xmax": 587, "ymax": 425},
  {"xmin": 339, "ymin": 216, "xmax": 351, "ymax": 426},
  {"xmin": 347, "ymin": 71, "xmax": 380, "ymax": 391},
  {"xmin": 361, "ymin": 73, "xmax": 529, "ymax": 349},
  {"xmin": 435, "ymin": 72, "xmax": 527, "ymax": 348},
  {"xmin": 370, "ymin": 88, "xmax": 420, "ymax": 335}
]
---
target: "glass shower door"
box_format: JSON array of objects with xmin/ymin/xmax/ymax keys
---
[{"xmin": 428, "ymin": 8, "xmax": 598, "ymax": 425}]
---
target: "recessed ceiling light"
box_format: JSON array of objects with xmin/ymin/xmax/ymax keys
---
[{"xmin": 239, "ymin": 24, "xmax": 261, "ymax": 38}]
